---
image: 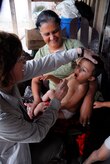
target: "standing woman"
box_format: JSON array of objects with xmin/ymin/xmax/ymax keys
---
[{"xmin": 32, "ymin": 10, "xmax": 97, "ymax": 126}]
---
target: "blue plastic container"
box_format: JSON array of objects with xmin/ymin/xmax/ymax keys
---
[{"xmin": 61, "ymin": 17, "xmax": 80, "ymax": 38}]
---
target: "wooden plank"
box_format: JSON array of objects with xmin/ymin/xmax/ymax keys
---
[
  {"xmin": 9, "ymin": 0, "xmax": 18, "ymax": 35},
  {"xmin": 93, "ymin": 0, "xmax": 99, "ymax": 28},
  {"xmin": 27, "ymin": 0, "xmax": 33, "ymax": 28},
  {"xmin": 70, "ymin": 17, "xmax": 79, "ymax": 39},
  {"xmin": 80, "ymin": 17, "xmax": 89, "ymax": 48}
]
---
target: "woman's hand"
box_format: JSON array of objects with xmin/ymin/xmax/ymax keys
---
[
  {"xmin": 24, "ymin": 102, "xmax": 34, "ymax": 119},
  {"xmin": 54, "ymin": 79, "xmax": 68, "ymax": 101},
  {"xmin": 77, "ymin": 48, "xmax": 98, "ymax": 64},
  {"xmin": 24, "ymin": 98, "xmax": 42, "ymax": 119},
  {"xmin": 34, "ymin": 102, "xmax": 49, "ymax": 116},
  {"xmin": 93, "ymin": 101, "xmax": 103, "ymax": 108}
]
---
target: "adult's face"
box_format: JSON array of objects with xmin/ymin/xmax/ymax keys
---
[
  {"xmin": 39, "ymin": 21, "xmax": 63, "ymax": 51},
  {"xmin": 9, "ymin": 55, "xmax": 26, "ymax": 86}
]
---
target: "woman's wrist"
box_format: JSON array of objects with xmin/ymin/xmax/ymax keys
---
[
  {"xmin": 49, "ymin": 98, "xmax": 61, "ymax": 111},
  {"xmin": 77, "ymin": 47, "xmax": 84, "ymax": 57}
]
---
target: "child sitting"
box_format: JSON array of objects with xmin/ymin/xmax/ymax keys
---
[{"xmin": 28, "ymin": 56, "xmax": 104, "ymax": 122}]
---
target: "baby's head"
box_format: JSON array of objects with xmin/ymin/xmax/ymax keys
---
[
  {"xmin": 74, "ymin": 56, "xmax": 104, "ymax": 83},
  {"xmin": 90, "ymin": 56, "xmax": 104, "ymax": 78}
]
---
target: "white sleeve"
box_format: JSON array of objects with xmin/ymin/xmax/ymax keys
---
[
  {"xmin": 0, "ymin": 98, "xmax": 61, "ymax": 143},
  {"xmin": 23, "ymin": 48, "xmax": 78, "ymax": 81},
  {"xmin": 104, "ymin": 136, "xmax": 110, "ymax": 150}
]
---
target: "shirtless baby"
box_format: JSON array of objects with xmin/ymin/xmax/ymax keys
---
[{"xmin": 28, "ymin": 56, "xmax": 104, "ymax": 120}]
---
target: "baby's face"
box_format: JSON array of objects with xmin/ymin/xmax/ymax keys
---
[{"xmin": 74, "ymin": 58, "xmax": 95, "ymax": 83}]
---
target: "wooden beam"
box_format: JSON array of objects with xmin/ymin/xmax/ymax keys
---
[
  {"xmin": 9, "ymin": 0, "xmax": 18, "ymax": 35},
  {"xmin": 27, "ymin": 0, "xmax": 34, "ymax": 28}
]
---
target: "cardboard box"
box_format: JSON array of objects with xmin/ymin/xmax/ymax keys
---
[{"xmin": 25, "ymin": 28, "xmax": 45, "ymax": 50}]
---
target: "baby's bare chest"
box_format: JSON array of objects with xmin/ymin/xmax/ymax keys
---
[{"xmin": 67, "ymin": 79, "xmax": 88, "ymax": 96}]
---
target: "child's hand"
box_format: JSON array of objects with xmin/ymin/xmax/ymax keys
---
[
  {"xmin": 36, "ymin": 75, "xmax": 44, "ymax": 81},
  {"xmin": 40, "ymin": 74, "xmax": 53, "ymax": 81},
  {"xmin": 93, "ymin": 101, "xmax": 103, "ymax": 108}
]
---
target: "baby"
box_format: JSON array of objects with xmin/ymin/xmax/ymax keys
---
[{"xmin": 28, "ymin": 56, "xmax": 104, "ymax": 120}]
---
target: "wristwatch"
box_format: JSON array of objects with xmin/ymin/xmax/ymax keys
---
[{"xmin": 80, "ymin": 47, "xmax": 85, "ymax": 57}]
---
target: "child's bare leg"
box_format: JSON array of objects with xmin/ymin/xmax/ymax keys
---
[
  {"xmin": 42, "ymin": 89, "xmax": 55, "ymax": 101},
  {"xmin": 34, "ymin": 102, "xmax": 49, "ymax": 117},
  {"xmin": 26, "ymin": 100, "xmax": 51, "ymax": 119}
]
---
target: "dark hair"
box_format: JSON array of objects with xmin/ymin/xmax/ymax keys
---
[
  {"xmin": 36, "ymin": 10, "xmax": 61, "ymax": 29},
  {"xmin": 92, "ymin": 56, "xmax": 104, "ymax": 77},
  {"xmin": 0, "ymin": 31, "xmax": 22, "ymax": 87},
  {"xmin": 83, "ymin": 56, "xmax": 104, "ymax": 77}
]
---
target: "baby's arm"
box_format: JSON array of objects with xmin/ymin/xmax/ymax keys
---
[
  {"xmin": 93, "ymin": 101, "xmax": 110, "ymax": 108},
  {"xmin": 42, "ymin": 74, "xmax": 61, "ymax": 85}
]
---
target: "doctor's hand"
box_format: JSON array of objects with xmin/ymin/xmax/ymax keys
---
[
  {"xmin": 54, "ymin": 79, "xmax": 68, "ymax": 101},
  {"xmin": 77, "ymin": 48, "xmax": 98, "ymax": 64}
]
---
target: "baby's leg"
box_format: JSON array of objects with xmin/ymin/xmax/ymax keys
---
[
  {"xmin": 42, "ymin": 89, "xmax": 55, "ymax": 101},
  {"xmin": 34, "ymin": 102, "xmax": 46, "ymax": 116}
]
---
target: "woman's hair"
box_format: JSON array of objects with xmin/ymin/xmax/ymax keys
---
[
  {"xmin": 0, "ymin": 31, "xmax": 22, "ymax": 87},
  {"xmin": 36, "ymin": 10, "xmax": 61, "ymax": 29}
]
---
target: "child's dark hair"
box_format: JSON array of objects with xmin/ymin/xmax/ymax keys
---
[
  {"xmin": 36, "ymin": 10, "xmax": 61, "ymax": 29},
  {"xmin": 92, "ymin": 56, "xmax": 104, "ymax": 77}
]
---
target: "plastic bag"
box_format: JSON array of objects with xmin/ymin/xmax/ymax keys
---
[
  {"xmin": 56, "ymin": 0, "xmax": 80, "ymax": 18},
  {"xmin": 23, "ymin": 86, "xmax": 33, "ymax": 103}
]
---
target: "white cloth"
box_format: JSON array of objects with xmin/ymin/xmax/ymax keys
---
[
  {"xmin": 56, "ymin": 0, "xmax": 80, "ymax": 18},
  {"xmin": 61, "ymin": 109, "xmax": 75, "ymax": 119},
  {"xmin": 104, "ymin": 136, "xmax": 110, "ymax": 150},
  {"xmin": 0, "ymin": 48, "xmax": 78, "ymax": 164}
]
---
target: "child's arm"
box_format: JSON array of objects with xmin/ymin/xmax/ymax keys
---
[
  {"xmin": 31, "ymin": 76, "xmax": 43, "ymax": 104},
  {"xmin": 94, "ymin": 101, "xmax": 110, "ymax": 108},
  {"xmin": 41, "ymin": 74, "xmax": 61, "ymax": 85}
]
